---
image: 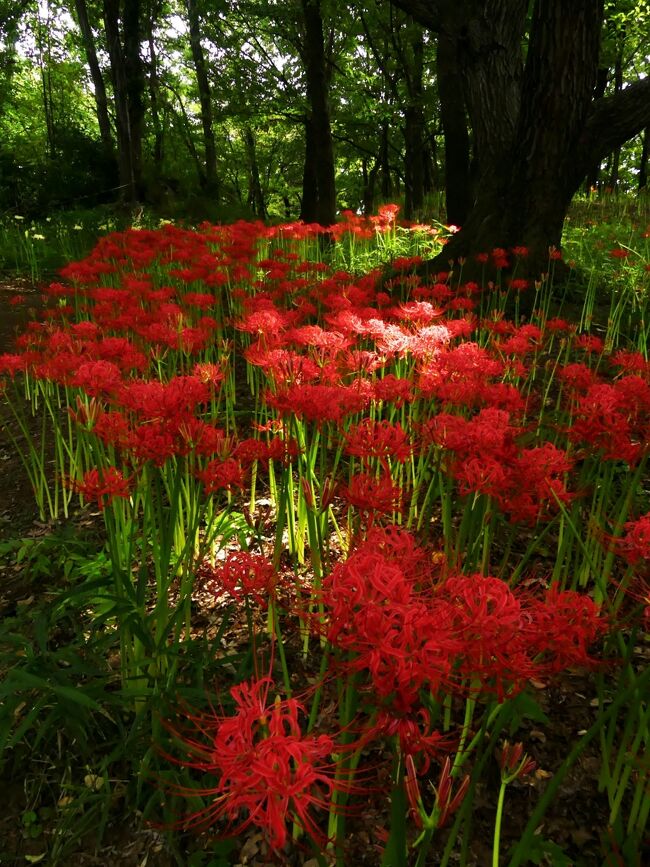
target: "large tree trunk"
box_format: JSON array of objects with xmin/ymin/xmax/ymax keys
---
[
  {"xmin": 436, "ymin": 29, "xmax": 470, "ymax": 226},
  {"xmin": 186, "ymin": 0, "xmax": 219, "ymax": 197},
  {"xmin": 300, "ymin": 0, "xmax": 336, "ymax": 226},
  {"xmin": 392, "ymin": 0, "xmax": 650, "ymax": 284}
]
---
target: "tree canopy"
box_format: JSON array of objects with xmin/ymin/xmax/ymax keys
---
[{"xmin": 0, "ymin": 0, "xmax": 648, "ymax": 248}]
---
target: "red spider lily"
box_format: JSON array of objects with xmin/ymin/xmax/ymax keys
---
[
  {"xmin": 117, "ymin": 375, "xmax": 210, "ymax": 422},
  {"xmin": 0, "ymin": 353, "xmax": 29, "ymax": 377},
  {"xmin": 92, "ymin": 410, "xmax": 131, "ymax": 450},
  {"xmin": 443, "ymin": 574, "xmax": 534, "ymax": 695},
  {"xmin": 338, "ymin": 471, "xmax": 404, "ymax": 517},
  {"xmin": 568, "ymin": 380, "xmax": 649, "ymax": 464},
  {"xmin": 405, "ymin": 755, "xmax": 470, "ymax": 830},
  {"xmin": 366, "ymin": 709, "xmax": 449, "ymax": 772},
  {"xmin": 176, "ymin": 420, "xmax": 228, "ymax": 457},
  {"xmin": 609, "ymin": 350, "xmax": 650, "ymax": 375},
  {"xmin": 524, "ymin": 586, "xmax": 605, "ymax": 673},
  {"xmin": 372, "ymin": 374, "xmax": 414, "ymax": 407},
  {"xmin": 71, "ymin": 360, "xmax": 123, "ymax": 398},
  {"xmin": 198, "ymin": 551, "xmax": 279, "ymax": 607},
  {"xmin": 267, "ymin": 382, "xmax": 371, "ymax": 425},
  {"xmin": 544, "ymin": 317, "xmax": 574, "ymax": 334},
  {"xmin": 616, "ymin": 512, "xmax": 650, "ymax": 566},
  {"xmin": 575, "ymin": 333, "xmax": 605, "ymax": 354},
  {"xmin": 557, "ymin": 361, "xmax": 600, "ymax": 392},
  {"xmin": 127, "ymin": 420, "xmax": 179, "ymax": 466},
  {"xmin": 74, "ymin": 467, "xmax": 132, "ymax": 510},
  {"xmin": 498, "ymin": 740, "xmax": 536, "ymax": 782},
  {"xmin": 196, "ymin": 457, "xmax": 245, "ymax": 494},
  {"xmin": 343, "ymin": 419, "xmax": 412, "ymax": 469},
  {"xmin": 160, "ymin": 678, "xmax": 351, "ymax": 850}
]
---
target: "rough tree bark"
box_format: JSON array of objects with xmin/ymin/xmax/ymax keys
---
[{"xmin": 391, "ymin": 0, "xmax": 650, "ymax": 279}]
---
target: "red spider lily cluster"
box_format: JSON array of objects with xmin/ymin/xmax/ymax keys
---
[{"xmin": 1, "ymin": 207, "xmax": 649, "ymax": 856}]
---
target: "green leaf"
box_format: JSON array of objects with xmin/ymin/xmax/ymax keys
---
[
  {"xmin": 519, "ymin": 835, "xmax": 573, "ymax": 866},
  {"xmin": 5, "ymin": 670, "xmax": 101, "ymax": 710},
  {"xmin": 508, "ymin": 691, "xmax": 550, "ymax": 735}
]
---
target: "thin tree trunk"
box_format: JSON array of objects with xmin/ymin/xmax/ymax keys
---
[
  {"xmin": 146, "ymin": 1, "xmax": 164, "ymax": 171},
  {"xmin": 74, "ymin": 0, "xmax": 114, "ymax": 162},
  {"xmin": 103, "ymin": 0, "xmax": 136, "ymax": 201},
  {"xmin": 243, "ymin": 126, "xmax": 266, "ymax": 219},
  {"xmin": 403, "ymin": 24, "xmax": 425, "ymax": 220},
  {"xmin": 639, "ymin": 127, "xmax": 649, "ymax": 192},
  {"xmin": 380, "ymin": 121, "xmax": 392, "ymax": 199},
  {"xmin": 186, "ymin": 0, "xmax": 219, "ymax": 196},
  {"xmin": 585, "ymin": 66, "xmax": 608, "ymax": 192},
  {"xmin": 122, "ymin": 0, "xmax": 145, "ymax": 198},
  {"xmin": 36, "ymin": 2, "xmax": 56, "ymax": 158},
  {"xmin": 608, "ymin": 47, "xmax": 624, "ymax": 191}
]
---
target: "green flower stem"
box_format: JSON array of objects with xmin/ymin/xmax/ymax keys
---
[{"xmin": 492, "ymin": 780, "xmax": 508, "ymax": 867}]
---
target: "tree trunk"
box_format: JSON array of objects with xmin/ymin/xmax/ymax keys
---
[
  {"xmin": 300, "ymin": 0, "xmax": 336, "ymax": 226},
  {"xmin": 362, "ymin": 158, "xmax": 379, "ymax": 215},
  {"xmin": 380, "ymin": 121, "xmax": 392, "ymax": 199},
  {"xmin": 73, "ymin": 0, "xmax": 115, "ymax": 164},
  {"xmin": 584, "ymin": 66, "xmax": 608, "ymax": 192},
  {"xmin": 436, "ymin": 29, "xmax": 470, "ymax": 226},
  {"xmin": 103, "ymin": 0, "xmax": 145, "ymax": 203},
  {"xmin": 299, "ymin": 116, "xmax": 319, "ymax": 222},
  {"xmin": 243, "ymin": 126, "xmax": 266, "ymax": 219},
  {"xmin": 123, "ymin": 0, "xmax": 145, "ymax": 197},
  {"xmin": 639, "ymin": 127, "xmax": 649, "ymax": 192},
  {"xmin": 607, "ymin": 47, "xmax": 624, "ymax": 191},
  {"xmin": 146, "ymin": 1, "xmax": 164, "ymax": 179},
  {"xmin": 186, "ymin": 0, "xmax": 219, "ymax": 197},
  {"xmin": 403, "ymin": 23, "xmax": 425, "ymax": 220},
  {"xmin": 391, "ymin": 0, "xmax": 650, "ymax": 282}
]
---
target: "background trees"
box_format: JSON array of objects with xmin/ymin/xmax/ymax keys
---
[{"xmin": 0, "ymin": 0, "xmax": 647, "ymax": 241}]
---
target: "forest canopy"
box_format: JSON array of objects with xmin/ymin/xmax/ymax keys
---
[{"xmin": 0, "ymin": 0, "xmax": 648, "ymax": 240}]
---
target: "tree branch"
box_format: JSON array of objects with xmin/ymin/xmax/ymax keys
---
[
  {"xmin": 580, "ymin": 76, "xmax": 650, "ymax": 170},
  {"xmin": 388, "ymin": 0, "xmax": 444, "ymax": 31}
]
